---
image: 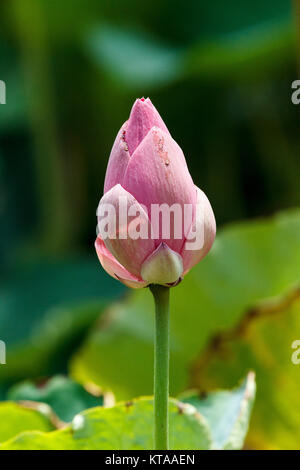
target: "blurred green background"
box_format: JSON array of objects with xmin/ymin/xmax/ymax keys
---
[{"xmin": 0, "ymin": 0, "xmax": 300, "ymax": 450}]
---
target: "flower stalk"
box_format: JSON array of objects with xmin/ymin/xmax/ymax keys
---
[{"xmin": 150, "ymin": 284, "xmax": 170, "ymax": 450}]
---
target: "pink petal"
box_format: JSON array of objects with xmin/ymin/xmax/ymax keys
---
[
  {"xmin": 125, "ymin": 98, "xmax": 170, "ymax": 156},
  {"xmin": 95, "ymin": 237, "xmax": 147, "ymax": 289},
  {"xmin": 97, "ymin": 184, "xmax": 155, "ymax": 277},
  {"xmin": 104, "ymin": 122, "xmax": 130, "ymax": 194},
  {"xmin": 181, "ymin": 186, "xmax": 216, "ymax": 275},
  {"xmin": 122, "ymin": 127, "xmax": 196, "ymax": 253}
]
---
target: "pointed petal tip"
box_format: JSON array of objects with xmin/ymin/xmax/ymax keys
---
[
  {"xmin": 141, "ymin": 242, "xmax": 183, "ymax": 285},
  {"xmin": 126, "ymin": 98, "xmax": 169, "ymax": 155},
  {"xmin": 103, "ymin": 121, "xmax": 130, "ymax": 193},
  {"xmin": 130, "ymin": 97, "xmax": 152, "ymax": 116}
]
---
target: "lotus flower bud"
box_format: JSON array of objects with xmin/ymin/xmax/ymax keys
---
[{"xmin": 95, "ymin": 98, "xmax": 216, "ymax": 288}]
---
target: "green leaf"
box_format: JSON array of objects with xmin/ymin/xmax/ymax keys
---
[
  {"xmin": 191, "ymin": 299, "xmax": 300, "ymax": 450},
  {"xmin": 7, "ymin": 376, "xmax": 102, "ymax": 422},
  {"xmin": 186, "ymin": 14, "xmax": 294, "ymax": 79},
  {"xmin": 0, "ymin": 257, "xmax": 126, "ymax": 385},
  {"xmin": 87, "ymin": 25, "xmax": 184, "ymax": 90},
  {"xmin": 179, "ymin": 372, "xmax": 256, "ymax": 450},
  {"xmin": 86, "ymin": 3, "xmax": 293, "ymax": 88},
  {"xmin": 0, "ymin": 402, "xmax": 54, "ymax": 443},
  {"xmin": 70, "ymin": 290, "xmax": 186, "ymax": 399},
  {"xmin": 1, "ymin": 398, "xmax": 212, "ymax": 450},
  {"xmin": 178, "ymin": 0, "xmax": 291, "ymax": 41}
]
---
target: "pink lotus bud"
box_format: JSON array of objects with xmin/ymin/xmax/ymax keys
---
[{"xmin": 95, "ymin": 98, "xmax": 216, "ymax": 288}]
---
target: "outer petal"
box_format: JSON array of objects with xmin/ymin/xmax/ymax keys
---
[
  {"xmin": 125, "ymin": 98, "xmax": 170, "ymax": 156},
  {"xmin": 104, "ymin": 122, "xmax": 130, "ymax": 193},
  {"xmin": 123, "ymin": 127, "xmax": 196, "ymax": 253},
  {"xmin": 97, "ymin": 184, "xmax": 155, "ymax": 277},
  {"xmin": 95, "ymin": 237, "xmax": 147, "ymax": 289},
  {"xmin": 141, "ymin": 242, "xmax": 183, "ymax": 285},
  {"xmin": 181, "ymin": 186, "xmax": 216, "ymax": 275}
]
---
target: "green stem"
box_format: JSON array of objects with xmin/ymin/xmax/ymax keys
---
[{"xmin": 150, "ymin": 284, "xmax": 170, "ymax": 450}]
